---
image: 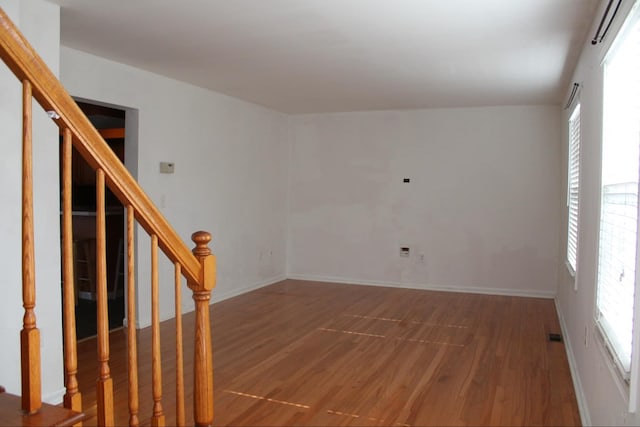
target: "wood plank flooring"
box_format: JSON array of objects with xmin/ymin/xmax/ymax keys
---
[{"xmin": 76, "ymin": 279, "xmax": 581, "ymax": 426}]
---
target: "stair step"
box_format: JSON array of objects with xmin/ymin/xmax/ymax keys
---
[{"xmin": 0, "ymin": 392, "xmax": 85, "ymax": 427}]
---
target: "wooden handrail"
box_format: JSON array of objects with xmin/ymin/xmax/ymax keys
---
[
  {"xmin": 151, "ymin": 234, "xmax": 166, "ymax": 426},
  {"xmin": 126, "ymin": 206, "xmax": 140, "ymax": 427},
  {"xmin": 1, "ymin": 5, "xmax": 216, "ymax": 426},
  {"xmin": 189, "ymin": 233, "xmax": 215, "ymax": 426},
  {"xmin": 0, "ymin": 7, "xmax": 201, "ymax": 285},
  {"xmin": 174, "ymin": 263, "xmax": 186, "ymax": 427},
  {"xmin": 61, "ymin": 128, "xmax": 82, "ymax": 414},
  {"xmin": 20, "ymin": 78, "xmax": 41, "ymax": 414},
  {"xmin": 95, "ymin": 169, "xmax": 114, "ymax": 426}
]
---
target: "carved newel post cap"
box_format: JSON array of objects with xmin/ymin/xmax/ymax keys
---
[{"xmin": 191, "ymin": 231, "xmax": 212, "ymax": 257}]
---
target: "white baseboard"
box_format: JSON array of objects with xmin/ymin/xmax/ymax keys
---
[
  {"xmin": 211, "ymin": 274, "xmax": 287, "ymax": 304},
  {"xmin": 128, "ymin": 273, "xmax": 554, "ymax": 327},
  {"xmin": 554, "ymin": 298, "xmax": 590, "ymax": 426},
  {"xmin": 286, "ymin": 274, "xmax": 556, "ymax": 299}
]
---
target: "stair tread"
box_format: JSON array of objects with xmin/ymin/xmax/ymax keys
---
[{"xmin": 0, "ymin": 392, "xmax": 85, "ymax": 427}]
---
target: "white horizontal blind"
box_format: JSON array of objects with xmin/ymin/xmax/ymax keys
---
[
  {"xmin": 597, "ymin": 9, "xmax": 640, "ymax": 377},
  {"xmin": 567, "ymin": 104, "xmax": 581, "ymax": 274}
]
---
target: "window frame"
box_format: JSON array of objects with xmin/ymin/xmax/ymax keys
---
[{"xmin": 594, "ymin": 0, "xmax": 640, "ymax": 412}]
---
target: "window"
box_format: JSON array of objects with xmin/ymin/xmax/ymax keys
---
[
  {"xmin": 567, "ymin": 103, "xmax": 581, "ymax": 276},
  {"xmin": 596, "ymin": 5, "xmax": 640, "ymax": 380}
]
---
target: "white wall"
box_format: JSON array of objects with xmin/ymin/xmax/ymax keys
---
[
  {"xmin": 0, "ymin": 0, "xmax": 64, "ymax": 403},
  {"xmin": 288, "ymin": 106, "xmax": 562, "ymax": 297},
  {"xmin": 556, "ymin": 0, "xmax": 640, "ymax": 425},
  {"xmin": 60, "ymin": 47, "xmax": 290, "ymax": 327}
]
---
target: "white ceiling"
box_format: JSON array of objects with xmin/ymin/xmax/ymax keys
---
[{"xmin": 50, "ymin": 0, "xmax": 600, "ymax": 114}]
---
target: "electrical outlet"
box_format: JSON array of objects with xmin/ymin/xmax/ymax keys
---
[{"xmin": 400, "ymin": 247, "xmax": 410, "ymax": 257}]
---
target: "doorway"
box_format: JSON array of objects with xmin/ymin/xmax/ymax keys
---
[{"xmin": 62, "ymin": 100, "xmax": 127, "ymax": 340}]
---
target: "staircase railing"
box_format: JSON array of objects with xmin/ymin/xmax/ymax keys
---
[{"xmin": 0, "ymin": 6, "xmax": 215, "ymax": 427}]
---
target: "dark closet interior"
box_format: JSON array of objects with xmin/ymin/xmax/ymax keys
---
[{"xmin": 62, "ymin": 101, "xmax": 126, "ymax": 340}]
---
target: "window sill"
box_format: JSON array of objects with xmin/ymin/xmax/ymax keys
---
[{"xmin": 594, "ymin": 321, "xmax": 631, "ymax": 406}]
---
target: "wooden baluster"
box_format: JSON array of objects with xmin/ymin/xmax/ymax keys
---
[
  {"xmin": 61, "ymin": 127, "xmax": 82, "ymax": 417},
  {"xmin": 126, "ymin": 206, "xmax": 140, "ymax": 427},
  {"xmin": 20, "ymin": 79, "xmax": 41, "ymax": 414},
  {"xmin": 151, "ymin": 234, "xmax": 165, "ymax": 426},
  {"xmin": 175, "ymin": 263, "xmax": 185, "ymax": 427},
  {"xmin": 189, "ymin": 231, "xmax": 216, "ymax": 427},
  {"xmin": 95, "ymin": 169, "xmax": 114, "ymax": 426}
]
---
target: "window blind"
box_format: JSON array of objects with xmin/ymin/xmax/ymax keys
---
[{"xmin": 567, "ymin": 104, "xmax": 581, "ymax": 275}]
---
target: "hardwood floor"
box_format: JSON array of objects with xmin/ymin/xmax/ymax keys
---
[{"xmin": 76, "ymin": 279, "xmax": 581, "ymax": 426}]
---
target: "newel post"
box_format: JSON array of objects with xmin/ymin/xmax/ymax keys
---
[{"xmin": 189, "ymin": 231, "xmax": 216, "ymax": 427}]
